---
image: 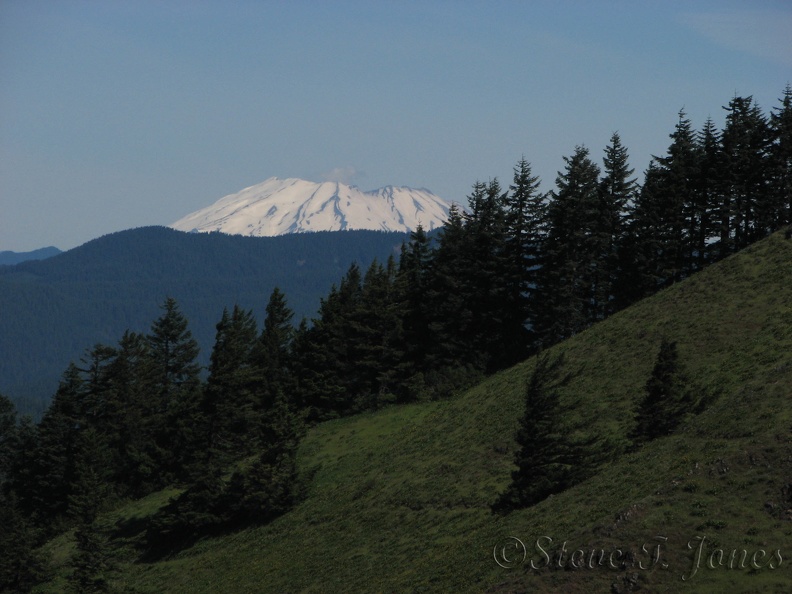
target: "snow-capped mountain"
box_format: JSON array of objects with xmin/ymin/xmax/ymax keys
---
[{"xmin": 170, "ymin": 177, "xmax": 451, "ymax": 237}]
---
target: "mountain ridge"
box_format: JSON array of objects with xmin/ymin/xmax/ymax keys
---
[
  {"xmin": 170, "ymin": 176, "xmax": 452, "ymax": 237},
  {"xmin": 0, "ymin": 246, "xmax": 61, "ymax": 266},
  {"xmin": 0, "ymin": 226, "xmax": 411, "ymax": 417}
]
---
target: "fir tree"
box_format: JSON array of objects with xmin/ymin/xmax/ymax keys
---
[
  {"xmin": 225, "ymin": 390, "xmax": 303, "ymax": 526},
  {"xmin": 203, "ymin": 305, "xmax": 260, "ymax": 465},
  {"xmin": 397, "ymin": 226, "xmax": 435, "ymax": 394},
  {"xmin": 256, "ymin": 288, "xmax": 295, "ymax": 411},
  {"xmin": 28, "ymin": 364, "xmax": 84, "ymax": 528},
  {"xmin": 630, "ymin": 338, "xmax": 692, "ymax": 444},
  {"xmin": 0, "ymin": 494, "xmax": 49, "ymax": 593},
  {"xmin": 597, "ymin": 133, "xmax": 636, "ymax": 318},
  {"xmin": 146, "ymin": 297, "xmax": 201, "ymax": 481},
  {"xmin": 770, "ymin": 84, "xmax": 792, "ymax": 226},
  {"xmin": 463, "ymin": 179, "xmax": 511, "ymax": 372},
  {"xmin": 538, "ymin": 146, "xmax": 602, "ymax": 344},
  {"xmin": 721, "ymin": 96, "xmax": 773, "ymax": 250},
  {"xmin": 68, "ymin": 521, "xmax": 113, "ymax": 594},
  {"xmin": 67, "ymin": 428, "xmax": 113, "ymax": 525},
  {"xmin": 503, "ymin": 157, "xmax": 545, "ymax": 358},
  {"xmin": 349, "ymin": 259, "xmax": 402, "ymax": 407},
  {"xmin": 654, "ymin": 109, "xmax": 699, "ymax": 282},
  {"xmin": 104, "ymin": 331, "xmax": 158, "ymax": 494},
  {"xmin": 295, "ymin": 264, "xmax": 362, "ymax": 418},
  {"xmin": 696, "ymin": 117, "xmax": 724, "ymax": 266},
  {"xmin": 493, "ymin": 352, "xmax": 585, "ymax": 512},
  {"xmin": 425, "ymin": 203, "xmax": 477, "ymax": 377}
]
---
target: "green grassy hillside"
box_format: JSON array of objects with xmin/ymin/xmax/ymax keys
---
[{"xmin": 37, "ymin": 230, "xmax": 792, "ymax": 593}]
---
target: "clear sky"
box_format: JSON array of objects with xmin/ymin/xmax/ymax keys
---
[{"xmin": 1, "ymin": 0, "xmax": 790, "ymax": 251}]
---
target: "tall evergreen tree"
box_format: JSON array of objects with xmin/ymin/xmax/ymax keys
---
[
  {"xmin": 655, "ymin": 109, "xmax": 700, "ymax": 280},
  {"xmin": 225, "ymin": 389, "xmax": 303, "ymax": 527},
  {"xmin": 294, "ymin": 264, "xmax": 362, "ymax": 418},
  {"xmin": 538, "ymin": 146, "xmax": 602, "ymax": 344},
  {"xmin": 597, "ymin": 133, "xmax": 636, "ymax": 318},
  {"xmin": 619, "ymin": 160, "xmax": 666, "ymax": 304},
  {"xmin": 68, "ymin": 521, "xmax": 113, "ymax": 594},
  {"xmin": 349, "ymin": 259, "xmax": 403, "ymax": 407},
  {"xmin": 630, "ymin": 338, "xmax": 692, "ymax": 444},
  {"xmin": 202, "ymin": 306, "xmax": 260, "ymax": 465},
  {"xmin": 257, "ymin": 288, "xmax": 295, "ymax": 409},
  {"xmin": 146, "ymin": 297, "xmax": 201, "ymax": 481},
  {"xmin": 0, "ymin": 493, "xmax": 49, "ymax": 593},
  {"xmin": 695, "ymin": 117, "xmax": 724, "ymax": 267},
  {"xmin": 463, "ymin": 179, "xmax": 511, "ymax": 372},
  {"xmin": 397, "ymin": 226, "xmax": 435, "ymax": 391},
  {"xmin": 104, "ymin": 331, "xmax": 158, "ymax": 494},
  {"xmin": 493, "ymin": 352, "xmax": 586, "ymax": 512},
  {"xmin": 721, "ymin": 96, "xmax": 773, "ymax": 250},
  {"xmin": 503, "ymin": 157, "xmax": 545, "ymax": 358},
  {"xmin": 424, "ymin": 203, "xmax": 482, "ymax": 388},
  {"xmin": 27, "ymin": 364, "xmax": 84, "ymax": 528},
  {"xmin": 770, "ymin": 84, "xmax": 792, "ymax": 226}
]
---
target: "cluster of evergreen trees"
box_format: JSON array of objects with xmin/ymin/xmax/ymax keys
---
[
  {"xmin": 297, "ymin": 89, "xmax": 792, "ymax": 400},
  {"xmin": 0, "ymin": 88, "xmax": 790, "ymax": 590},
  {"xmin": 0, "ymin": 295, "xmax": 303, "ymax": 590}
]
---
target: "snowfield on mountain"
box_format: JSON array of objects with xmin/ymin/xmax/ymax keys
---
[{"xmin": 170, "ymin": 177, "xmax": 452, "ymax": 236}]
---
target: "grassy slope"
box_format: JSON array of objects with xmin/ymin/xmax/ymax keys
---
[{"xmin": 38, "ymin": 231, "xmax": 792, "ymax": 593}]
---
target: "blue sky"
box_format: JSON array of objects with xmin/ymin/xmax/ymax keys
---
[{"xmin": 1, "ymin": 0, "xmax": 790, "ymax": 251}]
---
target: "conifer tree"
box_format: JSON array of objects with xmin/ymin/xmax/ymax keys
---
[
  {"xmin": 538, "ymin": 146, "xmax": 602, "ymax": 344},
  {"xmin": 104, "ymin": 331, "xmax": 158, "ymax": 494},
  {"xmin": 770, "ymin": 84, "xmax": 792, "ymax": 226},
  {"xmin": 146, "ymin": 297, "xmax": 201, "ymax": 481},
  {"xmin": 597, "ymin": 133, "xmax": 636, "ymax": 318},
  {"xmin": 66, "ymin": 430, "xmax": 115, "ymax": 593},
  {"xmin": 619, "ymin": 160, "xmax": 666, "ymax": 304},
  {"xmin": 493, "ymin": 352, "xmax": 585, "ymax": 512},
  {"xmin": 28, "ymin": 364, "xmax": 84, "ymax": 527},
  {"xmin": 295, "ymin": 264, "xmax": 362, "ymax": 418},
  {"xmin": 257, "ymin": 288, "xmax": 295, "ymax": 410},
  {"xmin": 67, "ymin": 428, "xmax": 113, "ymax": 525},
  {"xmin": 696, "ymin": 117, "xmax": 724, "ymax": 267},
  {"xmin": 203, "ymin": 305, "xmax": 260, "ymax": 465},
  {"xmin": 721, "ymin": 96, "xmax": 773, "ymax": 250},
  {"xmin": 463, "ymin": 179, "xmax": 511, "ymax": 372},
  {"xmin": 2, "ymin": 416, "xmax": 38, "ymax": 520},
  {"xmin": 503, "ymin": 157, "xmax": 545, "ymax": 358},
  {"xmin": 0, "ymin": 493, "xmax": 49, "ymax": 593},
  {"xmin": 630, "ymin": 338, "xmax": 692, "ymax": 444},
  {"xmin": 655, "ymin": 110, "xmax": 699, "ymax": 281},
  {"xmin": 225, "ymin": 389, "xmax": 303, "ymax": 526},
  {"xmin": 68, "ymin": 521, "xmax": 113, "ymax": 594},
  {"xmin": 397, "ymin": 226, "xmax": 435, "ymax": 392},
  {"xmin": 424, "ymin": 203, "xmax": 474, "ymax": 373},
  {"xmin": 77, "ymin": 344, "xmax": 117, "ymax": 426},
  {"xmin": 147, "ymin": 297, "xmax": 201, "ymax": 403},
  {"xmin": 348, "ymin": 259, "xmax": 401, "ymax": 407}
]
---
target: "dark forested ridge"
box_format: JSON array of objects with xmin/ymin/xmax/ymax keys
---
[{"xmin": 0, "ymin": 227, "xmax": 409, "ymax": 417}]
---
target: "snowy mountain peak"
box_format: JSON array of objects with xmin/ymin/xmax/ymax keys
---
[{"xmin": 170, "ymin": 177, "xmax": 451, "ymax": 237}]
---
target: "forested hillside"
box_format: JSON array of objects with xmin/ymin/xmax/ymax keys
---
[
  {"xmin": 9, "ymin": 223, "xmax": 791, "ymax": 594},
  {"xmin": 0, "ymin": 227, "xmax": 409, "ymax": 417}
]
